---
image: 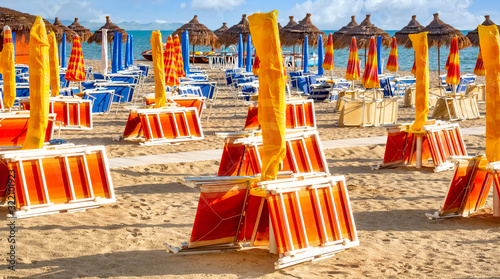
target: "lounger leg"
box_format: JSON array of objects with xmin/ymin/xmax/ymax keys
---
[
  {"xmin": 494, "ymin": 184, "xmax": 500, "ymax": 217},
  {"xmin": 416, "ymin": 134, "xmax": 423, "ymax": 169}
]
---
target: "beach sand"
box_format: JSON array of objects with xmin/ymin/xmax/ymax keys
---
[{"xmin": 1, "ymin": 60, "xmax": 497, "ymax": 278}]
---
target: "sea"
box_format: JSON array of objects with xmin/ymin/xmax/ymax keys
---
[{"xmin": 74, "ymin": 30, "xmax": 480, "ymax": 73}]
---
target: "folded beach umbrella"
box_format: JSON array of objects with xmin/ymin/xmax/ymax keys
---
[
  {"xmin": 478, "ymin": 25, "xmax": 500, "ymax": 162},
  {"xmin": 124, "ymin": 35, "xmax": 131, "ymax": 68},
  {"xmin": 238, "ymin": 33, "xmax": 243, "ymax": 68},
  {"xmin": 346, "ymin": 37, "xmax": 360, "ymax": 81},
  {"xmin": 248, "ymin": 10, "xmax": 286, "ymax": 181},
  {"xmin": 252, "ymin": 53, "xmax": 260, "ymax": 76},
  {"xmin": 317, "ymin": 34, "xmax": 324, "ymax": 75},
  {"xmin": 117, "ymin": 32, "xmax": 123, "ymax": 71},
  {"xmin": 151, "ymin": 31, "xmax": 166, "ymax": 108},
  {"xmin": 361, "ymin": 37, "xmax": 380, "ymax": 89},
  {"xmin": 182, "ymin": 31, "xmax": 190, "ymax": 75},
  {"xmin": 303, "ymin": 36, "xmax": 309, "ymax": 73},
  {"xmin": 173, "ymin": 35, "xmax": 185, "ymax": 77},
  {"xmin": 129, "ymin": 35, "xmax": 134, "ymax": 66},
  {"xmin": 409, "ymin": 31, "xmax": 429, "ymax": 132},
  {"xmin": 163, "ymin": 36, "xmax": 179, "ymax": 87},
  {"xmin": 65, "ymin": 35, "xmax": 85, "ymax": 82},
  {"xmin": 23, "ymin": 16, "xmax": 50, "ymax": 150},
  {"xmin": 246, "ymin": 34, "xmax": 252, "ymax": 72},
  {"xmin": 0, "ymin": 26, "xmax": 16, "ymax": 109},
  {"xmin": 474, "ymin": 48, "xmax": 485, "ymax": 76},
  {"xmin": 411, "ymin": 60, "xmax": 416, "ymax": 76},
  {"xmin": 377, "ymin": 36, "xmax": 382, "ymax": 74},
  {"xmin": 386, "ymin": 37, "xmax": 398, "ymax": 72},
  {"xmin": 323, "ymin": 33, "xmax": 334, "ymax": 75},
  {"xmin": 467, "ymin": 15, "xmax": 497, "ymax": 47},
  {"xmin": 445, "ymin": 36, "xmax": 460, "ymax": 86},
  {"xmin": 61, "ymin": 33, "xmax": 67, "ymax": 68},
  {"xmin": 101, "ymin": 29, "xmax": 108, "ymax": 75},
  {"xmin": 48, "ymin": 31, "xmax": 60, "ymax": 97},
  {"xmin": 112, "ymin": 31, "xmax": 118, "ymax": 73}
]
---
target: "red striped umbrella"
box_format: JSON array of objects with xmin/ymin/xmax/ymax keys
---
[
  {"xmin": 163, "ymin": 36, "xmax": 179, "ymax": 87},
  {"xmin": 386, "ymin": 37, "xmax": 398, "ymax": 72},
  {"xmin": 474, "ymin": 48, "xmax": 485, "ymax": 76},
  {"xmin": 361, "ymin": 37, "xmax": 380, "ymax": 88},
  {"xmin": 65, "ymin": 35, "xmax": 85, "ymax": 81},
  {"xmin": 322, "ymin": 33, "xmax": 334, "ymax": 72},
  {"xmin": 252, "ymin": 54, "xmax": 260, "ymax": 76},
  {"xmin": 445, "ymin": 36, "xmax": 460, "ymax": 85},
  {"xmin": 411, "ymin": 59, "xmax": 416, "ymax": 75},
  {"xmin": 346, "ymin": 37, "xmax": 360, "ymax": 81},
  {"xmin": 173, "ymin": 35, "xmax": 185, "ymax": 77}
]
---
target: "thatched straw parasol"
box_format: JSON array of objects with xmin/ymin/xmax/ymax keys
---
[
  {"xmin": 278, "ymin": 23, "xmax": 283, "ymax": 30},
  {"xmin": 466, "ymin": 15, "xmax": 498, "ymax": 47},
  {"xmin": 172, "ymin": 15, "xmax": 218, "ymax": 62},
  {"xmin": 217, "ymin": 14, "xmax": 250, "ymax": 46},
  {"xmin": 67, "ymin": 18, "xmax": 93, "ymax": 42},
  {"xmin": 53, "ymin": 17, "xmax": 75, "ymax": 42},
  {"xmin": 280, "ymin": 13, "xmax": 325, "ymax": 47},
  {"xmin": 0, "ymin": 6, "xmax": 62, "ymax": 47},
  {"xmin": 421, "ymin": 13, "xmax": 471, "ymax": 75},
  {"xmin": 334, "ymin": 14, "xmax": 391, "ymax": 50},
  {"xmin": 214, "ymin": 22, "xmax": 228, "ymax": 37},
  {"xmin": 394, "ymin": 15, "xmax": 424, "ymax": 48},
  {"xmin": 87, "ymin": 16, "xmax": 127, "ymax": 45},
  {"xmin": 279, "ymin": 16, "xmax": 298, "ymax": 43},
  {"xmin": 332, "ymin": 16, "xmax": 358, "ymax": 42}
]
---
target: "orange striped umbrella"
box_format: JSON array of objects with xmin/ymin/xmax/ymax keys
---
[
  {"xmin": 411, "ymin": 59, "xmax": 416, "ymax": 75},
  {"xmin": 252, "ymin": 54, "xmax": 260, "ymax": 76},
  {"xmin": 173, "ymin": 35, "xmax": 185, "ymax": 78},
  {"xmin": 65, "ymin": 35, "xmax": 85, "ymax": 81},
  {"xmin": 163, "ymin": 36, "xmax": 179, "ymax": 87},
  {"xmin": 0, "ymin": 26, "xmax": 16, "ymax": 109},
  {"xmin": 361, "ymin": 37, "xmax": 380, "ymax": 88},
  {"xmin": 346, "ymin": 37, "xmax": 360, "ymax": 81},
  {"xmin": 474, "ymin": 48, "xmax": 485, "ymax": 76},
  {"xmin": 386, "ymin": 37, "xmax": 398, "ymax": 72},
  {"xmin": 445, "ymin": 36, "xmax": 460, "ymax": 85},
  {"xmin": 322, "ymin": 33, "xmax": 334, "ymax": 71}
]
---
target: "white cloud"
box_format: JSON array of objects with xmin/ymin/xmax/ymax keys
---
[
  {"xmin": 180, "ymin": 2, "xmax": 187, "ymax": 9},
  {"xmin": 290, "ymin": 0, "xmax": 482, "ymax": 30},
  {"xmin": 190, "ymin": 0, "xmax": 244, "ymax": 11},
  {"xmin": 154, "ymin": 19, "xmax": 168, "ymax": 24}
]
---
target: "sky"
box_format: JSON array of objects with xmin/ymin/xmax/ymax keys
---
[{"xmin": 3, "ymin": 0, "xmax": 500, "ymax": 30}]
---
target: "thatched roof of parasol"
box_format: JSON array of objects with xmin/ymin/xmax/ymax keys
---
[
  {"xmin": 334, "ymin": 14, "xmax": 391, "ymax": 49},
  {"xmin": 466, "ymin": 15, "xmax": 498, "ymax": 47},
  {"xmin": 214, "ymin": 22, "xmax": 228, "ymax": 37},
  {"xmin": 421, "ymin": 13, "xmax": 470, "ymax": 49},
  {"xmin": 278, "ymin": 22, "xmax": 283, "ymax": 30},
  {"xmin": 280, "ymin": 13, "xmax": 325, "ymax": 47},
  {"xmin": 0, "ymin": 6, "xmax": 62, "ymax": 46},
  {"xmin": 172, "ymin": 15, "xmax": 218, "ymax": 47},
  {"xmin": 394, "ymin": 15, "xmax": 424, "ymax": 48},
  {"xmin": 217, "ymin": 14, "xmax": 250, "ymax": 46},
  {"xmin": 87, "ymin": 16, "xmax": 127, "ymax": 45},
  {"xmin": 53, "ymin": 17, "xmax": 76, "ymax": 42},
  {"xmin": 332, "ymin": 16, "xmax": 358, "ymax": 42},
  {"xmin": 67, "ymin": 18, "xmax": 93, "ymax": 42}
]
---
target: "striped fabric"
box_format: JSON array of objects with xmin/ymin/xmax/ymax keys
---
[
  {"xmin": 252, "ymin": 54, "xmax": 260, "ymax": 76},
  {"xmin": 163, "ymin": 36, "xmax": 179, "ymax": 87},
  {"xmin": 361, "ymin": 37, "xmax": 380, "ymax": 89},
  {"xmin": 65, "ymin": 35, "xmax": 85, "ymax": 81},
  {"xmin": 346, "ymin": 37, "xmax": 360, "ymax": 81},
  {"xmin": 411, "ymin": 60, "xmax": 416, "ymax": 75},
  {"xmin": 173, "ymin": 35, "xmax": 185, "ymax": 77},
  {"xmin": 386, "ymin": 37, "xmax": 398, "ymax": 72},
  {"xmin": 0, "ymin": 27, "xmax": 16, "ymax": 108},
  {"xmin": 322, "ymin": 33, "xmax": 334, "ymax": 71},
  {"xmin": 445, "ymin": 36, "xmax": 460, "ymax": 85},
  {"xmin": 474, "ymin": 48, "xmax": 485, "ymax": 76}
]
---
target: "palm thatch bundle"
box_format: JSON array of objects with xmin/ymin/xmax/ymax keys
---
[
  {"xmin": 394, "ymin": 15, "xmax": 424, "ymax": 48},
  {"xmin": 172, "ymin": 15, "xmax": 218, "ymax": 47},
  {"xmin": 214, "ymin": 22, "xmax": 228, "ymax": 37},
  {"xmin": 87, "ymin": 16, "xmax": 127, "ymax": 45},
  {"xmin": 466, "ymin": 15, "xmax": 498, "ymax": 47},
  {"xmin": 0, "ymin": 6, "xmax": 62, "ymax": 46},
  {"xmin": 422, "ymin": 13, "xmax": 470, "ymax": 49},
  {"xmin": 53, "ymin": 17, "xmax": 76, "ymax": 42},
  {"xmin": 334, "ymin": 14, "xmax": 391, "ymax": 49},
  {"xmin": 280, "ymin": 13, "xmax": 325, "ymax": 47},
  {"xmin": 279, "ymin": 16, "xmax": 298, "ymax": 43},
  {"xmin": 67, "ymin": 18, "xmax": 93, "ymax": 42},
  {"xmin": 278, "ymin": 23, "xmax": 283, "ymax": 30},
  {"xmin": 332, "ymin": 16, "xmax": 358, "ymax": 42},
  {"xmin": 217, "ymin": 14, "xmax": 250, "ymax": 46}
]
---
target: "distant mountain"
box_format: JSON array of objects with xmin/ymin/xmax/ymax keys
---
[{"xmin": 58, "ymin": 19, "xmax": 183, "ymax": 31}]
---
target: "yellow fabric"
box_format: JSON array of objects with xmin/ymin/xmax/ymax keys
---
[
  {"xmin": 248, "ymin": 11, "xmax": 286, "ymax": 181},
  {"xmin": 23, "ymin": 16, "xmax": 50, "ymax": 150},
  {"xmin": 478, "ymin": 25, "xmax": 500, "ymax": 163},
  {"xmin": 151, "ymin": 31, "xmax": 166, "ymax": 108},
  {"xmin": 0, "ymin": 30, "xmax": 16, "ymax": 108},
  {"xmin": 48, "ymin": 32, "xmax": 60, "ymax": 97},
  {"xmin": 409, "ymin": 32, "xmax": 429, "ymax": 132}
]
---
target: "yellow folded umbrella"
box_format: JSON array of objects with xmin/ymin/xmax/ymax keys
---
[
  {"xmin": 48, "ymin": 31, "xmax": 60, "ymax": 97},
  {"xmin": 151, "ymin": 31, "xmax": 166, "ymax": 108},
  {"xmin": 0, "ymin": 26, "xmax": 16, "ymax": 109},
  {"xmin": 23, "ymin": 16, "xmax": 50, "ymax": 150},
  {"xmin": 409, "ymin": 31, "xmax": 429, "ymax": 132}
]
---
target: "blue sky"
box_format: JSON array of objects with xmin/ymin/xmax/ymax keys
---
[{"xmin": 3, "ymin": 0, "xmax": 500, "ymax": 30}]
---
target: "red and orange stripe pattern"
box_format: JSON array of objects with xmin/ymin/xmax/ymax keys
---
[
  {"xmin": 346, "ymin": 37, "xmax": 360, "ymax": 81},
  {"xmin": 173, "ymin": 35, "xmax": 185, "ymax": 78},
  {"xmin": 163, "ymin": 36, "xmax": 179, "ymax": 87},
  {"xmin": 65, "ymin": 35, "xmax": 85, "ymax": 81},
  {"xmin": 361, "ymin": 37, "xmax": 380, "ymax": 89},
  {"xmin": 386, "ymin": 37, "xmax": 398, "ymax": 72},
  {"xmin": 474, "ymin": 48, "xmax": 485, "ymax": 76},
  {"xmin": 445, "ymin": 36, "xmax": 460, "ymax": 85},
  {"xmin": 322, "ymin": 33, "xmax": 334, "ymax": 71}
]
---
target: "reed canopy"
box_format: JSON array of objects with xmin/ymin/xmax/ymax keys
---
[
  {"xmin": 334, "ymin": 14, "xmax": 391, "ymax": 50},
  {"xmin": 466, "ymin": 15, "xmax": 498, "ymax": 47},
  {"xmin": 53, "ymin": 17, "xmax": 76, "ymax": 42},
  {"xmin": 421, "ymin": 13, "xmax": 470, "ymax": 49},
  {"xmin": 87, "ymin": 16, "xmax": 127, "ymax": 45},
  {"xmin": 217, "ymin": 14, "xmax": 250, "ymax": 46},
  {"xmin": 280, "ymin": 13, "xmax": 325, "ymax": 47},
  {"xmin": 172, "ymin": 15, "xmax": 218, "ymax": 47},
  {"xmin": 67, "ymin": 18, "xmax": 93, "ymax": 42},
  {"xmin": 332, "ymin": 16, "xmax": 358, "ymax": 42},
  {"xmin": 214, "ymin": 22, "xmax": 228, "ymax": 37},
  {"xmin": 394, "ymin": 15, "xmax": 424, "ymax": 48}
]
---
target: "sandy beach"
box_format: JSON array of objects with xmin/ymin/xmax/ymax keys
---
[{"xmin": 0, "ymin": 60, "xmax": 497, "ymax": 279}]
